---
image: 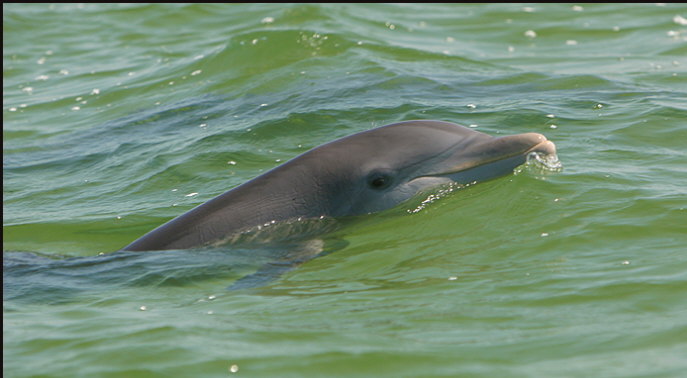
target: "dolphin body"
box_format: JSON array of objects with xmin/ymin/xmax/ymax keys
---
[{"xmin": 122, "ymin": 120, "xmax": 556, "ymax": 252}]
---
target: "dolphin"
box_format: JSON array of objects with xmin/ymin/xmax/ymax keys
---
[{"xmin": 122, "ymin": 120, "xmax": 557, "ymax": 252}]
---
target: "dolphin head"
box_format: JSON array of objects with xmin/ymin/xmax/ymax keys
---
[{"xmin": 300, "ymin": 120, "xmax": 557, "ymax": 216}]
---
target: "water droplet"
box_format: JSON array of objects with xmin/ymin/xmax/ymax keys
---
[
  {"xmin": 185, "ymin": 192, "xmax": 199, "ymax": 197},
  {"xmin": 524, "ymin": 30, "xmax": 537, "ymax": 38},
  {"xmin": 139, "ymin": 306, "xmax": 147, "ymax": 311},
  {"xmin": 191, "ymin": 70, "xmax": 202, "ymax": 76},
  {"xmin": 261, "ymin": 16, "xmax": 275, "ymax": 24},
  {"xmin": 229, "ymin": 364, "xmax": 239, "ymax": 373}
]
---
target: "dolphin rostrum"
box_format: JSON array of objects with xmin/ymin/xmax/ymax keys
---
[{"xmin": 122, "ymin": 120, "xmax": 557, "ymax": 252}]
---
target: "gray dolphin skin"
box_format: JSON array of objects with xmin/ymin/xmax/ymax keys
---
[{"xmin": 122, "ymin": 120, "xmax": 556, "ymax": 252}]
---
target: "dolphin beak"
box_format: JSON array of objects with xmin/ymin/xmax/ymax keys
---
[
  {"xmin": 522, "ymin": 133, "xmax": 557, "ymax": 157},
  {"xmin": 434, "ymin": 132, "xmax": 558, "ymax": 184}
]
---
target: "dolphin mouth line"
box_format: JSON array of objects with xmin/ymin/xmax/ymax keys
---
[
  {"xmin": 441, "ymin": 137, "xmax": 557, "ymax": 176},
  {"xmin": 415, "ymin": 136, "xmax": 559, "ymax": 185}
]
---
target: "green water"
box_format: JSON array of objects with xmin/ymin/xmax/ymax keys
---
[{"xmin": 4, "ymin": 3, "xmax": 687, "ymax": 377}]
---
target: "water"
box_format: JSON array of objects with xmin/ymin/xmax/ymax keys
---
[{"xmin": 4, "ymin": 3, "xmax": 687, "ymax": 377}]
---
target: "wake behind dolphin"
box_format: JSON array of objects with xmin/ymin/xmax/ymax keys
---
[{"xmin": 123, "ymin": 120, "xmax": 558, "ymax": 252}]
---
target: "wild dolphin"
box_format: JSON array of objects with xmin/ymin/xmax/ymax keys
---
[{"xmin": 122, "ymin": 120, "xmax": 557, "ymax": 252}]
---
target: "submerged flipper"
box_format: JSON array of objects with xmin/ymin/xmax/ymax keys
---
[
  {"xmin": 227, "ymin": 237, "xmax": 349, "ymax": 290},
  {"xmin": 228, "ymin": 260, "xmax": 306, "ymax": 290}
]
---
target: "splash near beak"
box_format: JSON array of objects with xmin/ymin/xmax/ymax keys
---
[{"xmin": 524, "ymin": 138, "xmax": 562, "ymax": 171}]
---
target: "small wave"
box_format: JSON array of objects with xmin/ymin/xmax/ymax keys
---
[{"xmin": 526, "ymin": 151, "xmax": 563, "ymax": 171}]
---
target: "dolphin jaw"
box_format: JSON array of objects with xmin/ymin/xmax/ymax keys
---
[{"xmin": 419, "ymin": 133, "xmax": 558, "ymax": 183}]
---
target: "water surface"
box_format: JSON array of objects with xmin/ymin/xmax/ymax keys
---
[{"xmin": 4, "ymin": 3, "xmax": 687, "ymax": 377}]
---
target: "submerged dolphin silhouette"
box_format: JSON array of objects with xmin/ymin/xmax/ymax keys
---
[{"xmin": 122, "ymin": 120, "xmax": 556, "ymax": 252}]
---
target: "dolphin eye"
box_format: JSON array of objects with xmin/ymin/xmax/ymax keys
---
[{"xmin": 367, "ymin": 172, "xmax": 393, "ymax": 190}]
